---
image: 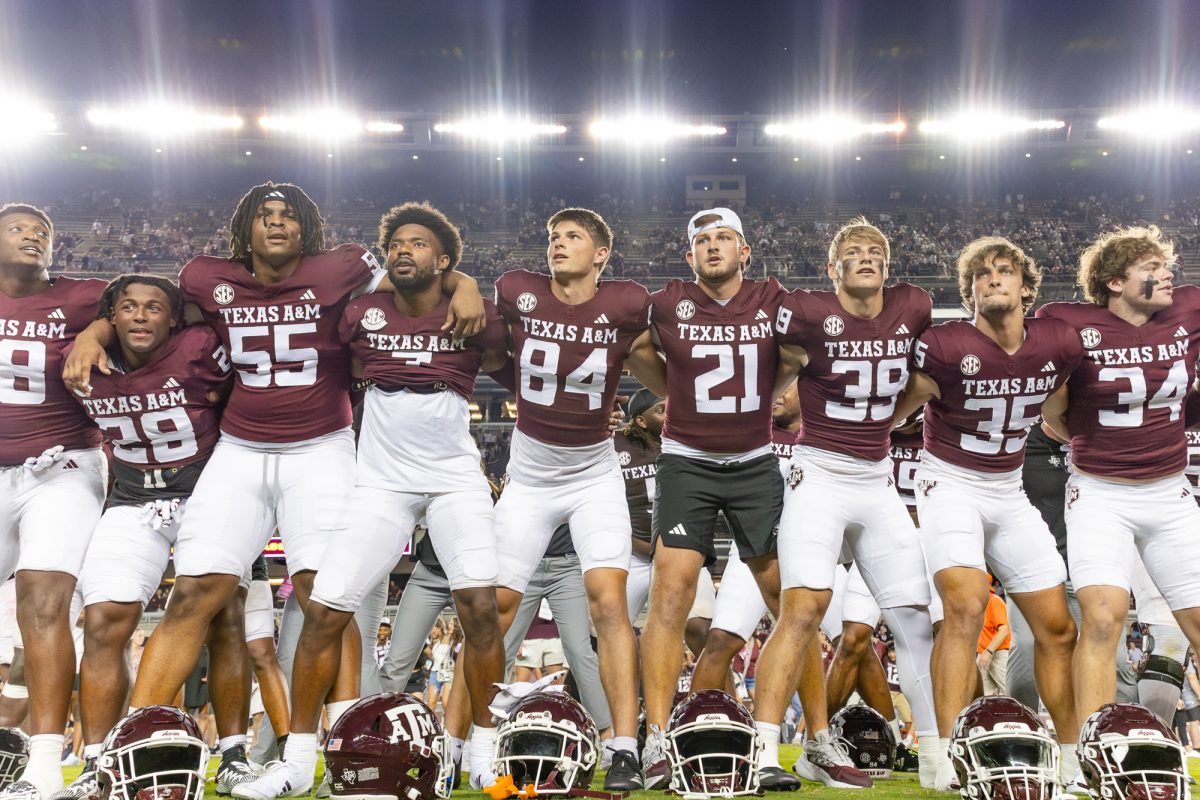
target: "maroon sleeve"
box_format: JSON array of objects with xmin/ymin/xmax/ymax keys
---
[
  {"xmin": 1187, "ymin": 393, "xmax": 1200, "ymax": 430},
  {"xmin": 338, "ymin": 299, "xmax": 361, "ymax": 346},
  {"xmin": 467, "ymin": 300, "xmax": 510, "ymax": 353},
  {"xmin": 486, "ymin": 357, "xmax": 518, "ymax": 395},
  {"xmin": 332, "ymin": 243, "xmax": 382, "ymax": 298}
]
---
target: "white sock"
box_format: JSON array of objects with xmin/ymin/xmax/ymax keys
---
[
  {"xmin": 756, "ymin": 722, "xmax": 780, "ymax": 767},
  {"xmin": 219, "ymin": 734, "xmax": 247, "ymax": 754},
  {"xmin": 0, "ymin": 682, "xmax": 27, "ymax": 699},
  {"xmin": 82, "ymin": 743, "xmax": 102, "ymax": 762},
  {"xmin": 940, "ymin": 737, "xmax": 952, "ymax": 763},
  {"xmin": 27, "ymin": 734, "xmax": 66, "ymax": 795},
  {"xmin": 810, "ymin": 727, "xmax": 830, "ymax": 745},
  {"xmin": 449, "ymin": 736, "xmax": 465, "ymax": 764},
  {"xmin": 888, "ymin": 717, "xmax": 903, "ymax": 742},
  {"xmin": 611, "ymin": 736, "xmax": 636, "ymax": 755},
  {"xmin": 325, "ymin": 699, "xmax": 358, "ymax": 730},
  {"xmin": 1059, "ymin": 743, "xmax": 1079, "ymax": 781},
  {"xmin": 282, "ymin": 732, "xmax": 319, "ymax": 772},
  {"xmin": 470, "ymin": 726, "xmax": 498, "ymax": 784}
]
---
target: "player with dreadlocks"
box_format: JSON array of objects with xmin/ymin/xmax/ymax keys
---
[{"xmin": 62, "ymin": 183, "xmax": 487, "ymax": 773}]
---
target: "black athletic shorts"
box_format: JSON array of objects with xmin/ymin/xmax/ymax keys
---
[
  {"xmin": 1021, "ymin": 425, "xmax": 1070, "ymax": 566},
  {"xmin": 651, "ymin": 453, "xmax": 783, "ymax": 566}
]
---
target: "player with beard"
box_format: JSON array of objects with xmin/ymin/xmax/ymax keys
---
[
  {"xmin": 1037, "ymin": 226, "xmax": 1200, "ymax": 739},
  {"xmin": 760, "ymin": 217, "xmax": 939, "ymax": 788},
  {"xmin": 896, "ymin": 236, "xmax": 1083, "ymax": 789},
  {"xmin": 50, "ymin": 275, "xmax": 260, "ymax": 799},
  {"xmin": 641, "ymin": 209, "xmax": 815, "ymax": 792},
  {"xmin": 620, "ymin": 389, "xmax": 717, "ymax": 655},
  {"xmin": 0, "ymin": 204, "xmax": 107, "ymax": 800},
  {"xmin": 490, "ymin": 207, "xmax": 665, "ymax": 792},
  {"xmin": 234, "ymin": 203, "xmax": 507, "ymax": 798},
  {"xmin": 62, "ymin": 184, "xmax": 485, "ymax": 796}
]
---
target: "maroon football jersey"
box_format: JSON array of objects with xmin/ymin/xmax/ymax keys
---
[
  {"xmin": 341, "ymin": 295, "xmax": 507, "ymax": 400},
  {"xmin": 1037, "ymin": 285, "xmax": 1200, "ymax": 480},
  {"xmin": 613, "ymin": 429, "xmax": 659, "ymax": 543},
  {"xmin": 495, "ymin": 269, "xmax": 651, "ymax": 447},
  {"xmin": 652, "ymin": 277, "xmax": 786, "ymax": 452},
  {"xmin": 776, "ymin": 283, "xmax": 932, "ymax": 462},
  {"xmin": 0, "ymin": 277, "xmax": 104, "ymax": 464},
  {"xmin": 771, "ymin": 423, "xmax": 801, "ymax": 462},
  {"xmin": 914, "ymin": 318, "xmax": 1083, "ymax": 473},
  {"xmin": 179, "ymin": 244, "xmax": 379, "ymax": 443},
  {"xmin": 889, "ymin": 427, "xmax": 923, "ymax": 508},
  {"xmin": 69, "ymin": 326, "xmax": 230, "ymax": 503}
]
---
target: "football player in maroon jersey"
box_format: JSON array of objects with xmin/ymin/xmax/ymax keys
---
[
  {"xmin": 0, "ymin": 204, "xmax": 106, "ymax": 800},
  {"xmin": 491, "ymin": 208, "xmax": 665, "ymax": 792},
  {"xmin": 52, "ymin": 275, "xmax": 266, "ymax": 800},
  {"xmin": 640, "ymin": 208, "xmax": 812, "ymax": 791},
  {"xmin": 61, "ymin": 184, "xmax": 486, "ymax": 799},
  {"xmin": 1038, "ymin": 226, "xmax": 1200, "ymax": 741},
  {"xmin": 758, "ymin": 217, "xmax": 938, "ymax": 787},
  {"xmin": 896, "ymin": 236, "xmax": 1084, "ymax": 789},
  {"xmin": 234, "ymin": 202, "xmax": 509, "ymax": 798}
]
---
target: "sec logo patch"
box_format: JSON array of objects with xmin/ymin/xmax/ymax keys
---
[
  {"xmin": 823, "ymin": 315, "xmax": 844, "ymax": 337},
  {"xmin": 618, "ymin": 451, "xmax": 631, "ymax": 466},
  {"xmin": 517, "ymin": 292, "xmax": 537, "ymax": 313},
  {"xmin": 960, "ymin": 354, "xmax": 981, "ymax": 375},
  {"xmin": 213, "ymin": 284, "xmax": 235, "ymax": 305},
  {"xmin": 1080, "ymin": 328, "xmax": 1102, "ymax": 349},
  {"xmin": 360, "ymin": 307, "xmax": 387, "ymax": 331},
  {"xmin": 676, "ymin": 300, "xmax": 696, "ymax": 320}
]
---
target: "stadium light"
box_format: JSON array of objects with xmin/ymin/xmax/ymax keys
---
[
  {"xmin": 433, "ymin": 115, "xmax": 566, "ymax": 142},
  {"xmin": 259, "ymin": 110, "xmax": 363, "ymax": 139},
  {"xmin": 918, "ymin": 113, "xmax": 1064, "ymax": 141},
  {"xmin": 764, "ymin": 116, "xmax": 905, "ymax": 143},
  {"xmin": 0, "ymin": 105, "xmax": 56, "ymax": 145},
  {"xmin": 589, "ymin": 116, "xmax": 726, "ymax": 143},
  {"xmin": 365, "ymin": 120, "xmax": 405, "ymax": 134},
  {"xmin": 1097, "ymin": 106, "xmax": 1200, "ymax": 139},
  {"xmin": 87, "ymin": 104, "xmax": 243, "ymax": 136}
]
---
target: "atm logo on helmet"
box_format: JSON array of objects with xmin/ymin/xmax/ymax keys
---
[{"xmin": 386, "ymin": 704, "xmax": 438, "ymax": 745}]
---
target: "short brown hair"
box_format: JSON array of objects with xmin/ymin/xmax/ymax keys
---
[
  {"xmin": 0, "ymin": 203, "xmax": 53, "ymax": 233},
  {"xmin": 827, "ymin": 216, "xmax": 889, "ymax": 267},
  {"xmin": 1078, "ymin": 225, "xmax": 1176, "ymax": 306},
  {"xmin": 956, "ymin": 236, "xmax": 1042, "ymax": 314},
  {"xmin": 547, "ymin": 207, "xmax": 613, "ymax": 271},
  {"xmin": 377, "ymin": 202, "xmax": 463, "ymax": 270}
]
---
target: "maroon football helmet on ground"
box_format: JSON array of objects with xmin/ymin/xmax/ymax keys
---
[
  {"xmin": 666, "ymin": 690, "xmax": 761, "ymax": 797},
  {"xmin": 96, "ymin": 706, "xmax": 207, "ymax": 800},
  {"xmin": 831, "ymin": 705, "xmax": 897, "ymax": 779},
  {"xmin": 0, "ymin": 727, "xmax": 29, "ymax": 790},
  {"xmin": 493, "ymin": 690, "xmax": 599, "ymax": 795},
  {"xmin": 950, "ymin": 696, "xmax": 1060, "ymax": 800},
  {"xmin": 1078, "ymin": 703, "xmax": 1187, "ymax": 800},
  {"xmin": 324, "ymin": 693, "xmax": 452, "ymax": 800}
]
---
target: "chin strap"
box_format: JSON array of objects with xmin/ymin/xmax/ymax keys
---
[
  {"xmin": 568, "ymin": 790, "xmax": 630, "ymax": 800},
  {"xmin": 484, "ymin": 775, "xmax": 538, "ymax": 799}
]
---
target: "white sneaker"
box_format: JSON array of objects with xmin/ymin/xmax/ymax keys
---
[
  {"xmin": 934, "ymin": 756, "xmax": 960, "ymax": 793},
  {"xmin": 230, "ymin": 760, "xmax": 314, "ymax": 800},
  {"xmin": 918, "ymin": 744, "xmax": 940, "ymax": 789},
  {"xmin": 641, "ymin": 726, "xmax": 671, "ymax": 790},
  {"xmin": 0, "ymin": 781, "xmax": 43, "ymax": 800},
  {"xmin": 792, "ymin": 731, "xmax": 872, "ymax": 789}
]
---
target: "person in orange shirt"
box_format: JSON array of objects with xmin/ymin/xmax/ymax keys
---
[{"xmin": 978, "ymin": 584, "xmax": 1012, "ymax": 695}]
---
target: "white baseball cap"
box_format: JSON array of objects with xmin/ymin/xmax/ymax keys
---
[{"xmin": 687, "ymin": 207, "xmax": 744, "ymax": 242}]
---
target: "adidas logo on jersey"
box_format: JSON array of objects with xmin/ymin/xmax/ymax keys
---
[
  {"xmin": 895, "ymin": 324, "xmax": 910, "ymax": 335},
  {"xmin": 47, "ymin": 308, "xmax": 65, "ymax": 320},
  {"xmin": 594, "ymin": 313, "xmax": 610, "ymax": 324},
  {"xmin": 162, "ymin": 377, "xmax": 181, "ymax": 389},
  {"xmin": 1041, "ymin": 361, "xmax": 1056, "ymax": 373},
  {"xmin": 755, "ymin": 309, "xmax": 769, "ymax": 320},
  {"xmin": 666, "ymin": 524, "xmax": 688, "ymax": 538},
  {"xmin": 299, "ymin": 289, "xmax": 317, "ymax": 301},
  {"xmin": 1176, "ymin": 326, "xmax": 1188, "ymax": 338}
]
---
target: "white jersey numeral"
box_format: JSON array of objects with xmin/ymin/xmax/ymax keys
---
[
  {"xmin": 826, "ymin": 357, "xmax": 908, "ymax": 422},
  {"xmin": 959, "ymin": 394, "xmax": 1047, "ymax": 455},
  {"xmin": 95, "ymin": 406, "xmax": 199, "ymax": 464},
  {"xmin": 228, "ymin": 323, "xmax": 319, "ymax": 388},
  {"xmin": 518, "ymin": 340, "xmax": 609, "ymax": 410},
  {"xmin": 0, "ymin": 340, "xmax": 47, "ymax": 404},
  {"xmin": 1097, "ymin": 361, "xmax": 1188, "ymax": 428},
  {"xmin": 693, "ymin": 344, "xmax": 760, "ymax": 414}
]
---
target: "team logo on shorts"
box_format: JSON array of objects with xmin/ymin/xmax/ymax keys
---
[
  {"xmin": 676, "ymin": 299, "xmax": 696, "ymax": 320},
  {"xmin": 823, "ymin": 315, "xmax": 844, "ymax": 337},
  {"xmin": 517, "ymin": 292, "xmax": 538, "ymax": 313},
  {"xmin": 959, "ymin": 354, "xmax": 981, "ymax": 375},
  {"xmin": 1080, "ymin": 328, "xmax": 1102, "ymax": 348},
  {"xmin": 360, "ymin": 307, "xmax": 387, "ymax": 331},
  {"xmin": 618, "ymin": 451, "xmax": 631, "ymax": 466},
  {"xmin": 212, "ymin": 283, "xmax": 235, "ymax": 305},
  {"xmin": 787, "ymin": 463, "xmax": 804, "ymax": 490},
  {"xmin": 1066, "ymin": 485, "xmax": 1080, "ymax": 509},
  {"xmin": 917, "ymin": 479, "xmax": 937, "ymax": 496}
]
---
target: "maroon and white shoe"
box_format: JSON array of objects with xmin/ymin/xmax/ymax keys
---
[{"xmin": 793, "ymin": 730, "xmax": 873, "ymax": 789}]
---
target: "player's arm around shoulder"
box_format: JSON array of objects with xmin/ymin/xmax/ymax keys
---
[
  {"xmin": 1039, "ymin": 384, "xmax": 1071, "ymax": 442},
  {"xmin": 624, "ymin": 330, "xmax": 666, "ymax": 398},
  {"xmin": 892, "ymin": 332, "xmax": 941, "ymax": 425}
]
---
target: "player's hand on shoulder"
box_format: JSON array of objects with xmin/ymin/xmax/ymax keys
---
[
  {"xmin": 444, "ymin": 275, "xmax": 486, "ymax": 339},
  {"xmin": 63, "ymin": 328, "xmax": 112, "ymax": 397},
  {"xmin": 609, "ymin": 395, "xmax": 629, "ymax": 434}
]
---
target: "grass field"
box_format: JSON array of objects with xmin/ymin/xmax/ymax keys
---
[{"xmin": 60, "ymin": 743, "xmax": 1200, "ymax": 799}]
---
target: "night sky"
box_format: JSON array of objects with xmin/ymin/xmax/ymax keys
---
[{"xmin": 4, "ymin": 0, "xmax": 1197, "ymax": 114}]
